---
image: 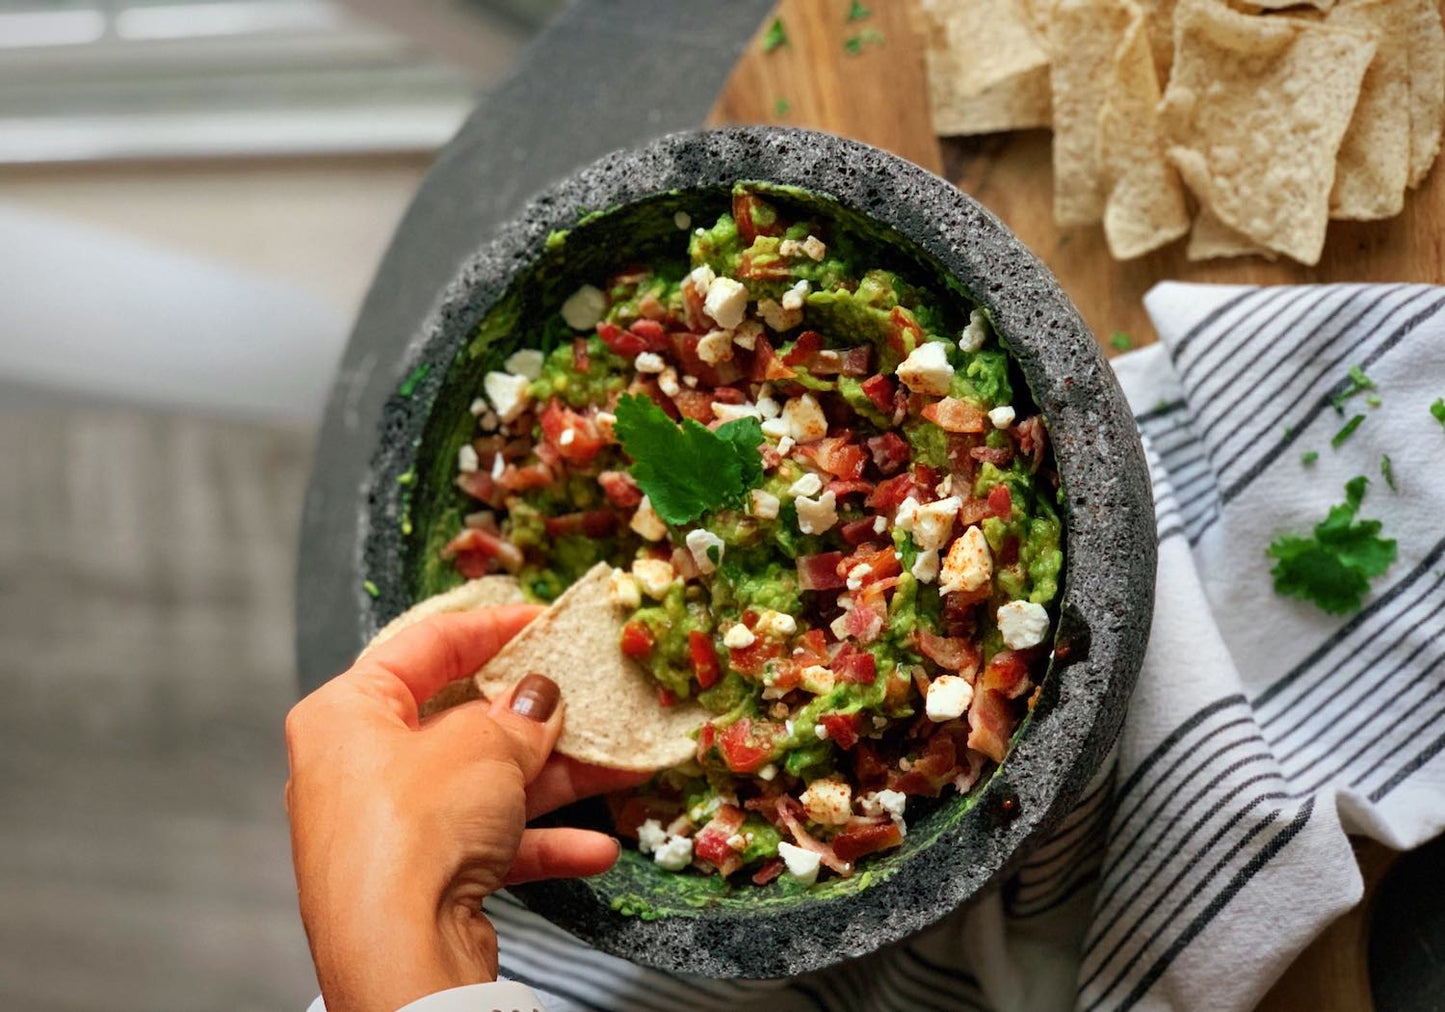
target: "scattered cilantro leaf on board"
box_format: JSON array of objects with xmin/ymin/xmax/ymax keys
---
[
  {"xmin": 1301, "ymin": 450, "xmax": 1319, "ymax": 466},
  {"xmin": 847, "ymin": 0, "xmax": 872, "ymax": 21},
  {"xmin": 363, "ymin": 580, "xmax": 380, "ymax": 598},
  {"xmin": 1330, "ymin": 365, "xmax": 1374, "ymax": 414},
  {"xmin": 1367, "ymin": 394, "xmax": 1382, "ymax": 409},
  {"xmin": 1266, "ymin": 476, "xmax": 1397, "ymax": 615},
  {"xmin": 774, "ymin": 97, "xmax": 791, "ymax": 117},
  {"xmin": 762, "ymin": 17, "xmax": 788, "ymax": 52},
  {"xmin": 398, "ymin": 363, "xmax": 430, "ymax": 397},
  {"xmin": 1432, "ymin": 398, "xmax": 1445, "ymax": 429},
  {"xmin": 1331, "ymin": 414, "xmax": 1365, "ymax": 448},
  {"xmin": 1380, "ymin": 454, "xmax": 1397, "ymax": 492},
  {"xmin": 844, "ymin": 29, "xmax": 885, "ymax": 54},
  {"xmin": 613, "ymin": 395, "xmax": 763, "ymax": 525},
  {"xmin": 1109, "ymin": 331, "xmax": 1133, "ymax": 351}
]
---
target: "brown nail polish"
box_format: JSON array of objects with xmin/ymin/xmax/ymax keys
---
[{"xmin": 510, "ymin": 673, "xmax": 560, "ymax": 722}]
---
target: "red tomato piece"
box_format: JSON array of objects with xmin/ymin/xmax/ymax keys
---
[
  {"xmin": 804, "ymin": 436, "xmax": 867, "ymax": 479},
  {"xmin": 859, "ymin": 374, "xmax": 895, "ymax": 413},
  {"xmin": 597, "ymin": 321, "xmax": 647, "ymax": 358},
  {"xmin": 921, "ymin": 397, "xmax": 987, "ymax": 434},
  {"xmin": 728, "ymin": 637, "xmax": 783, "ymax": 677},
  {"xmin": 621, "ymin": 621, "xmax": 654, "ymax": 660},
  {"xmin": 628, "ymin": 318, "xmax": 670, "ymax": 351},
  {"xmin": 719, "ymin": 718, "xmax": 779, "ymax": 774},
  {"xmin": 987, "ymin": 483, "xmax": 1013, "ymax": 518},
  {"xmin": 733, "ymin": 192, "xmax": 784, "ymax": 243},
  {"xmin": 689, "ymin": 630, "xmax": 722, "ymax": 689},
  {"xmin": 543, "ymin": 510, "xmax": 618, "ymax": 539},
  {"xmin": 781, "ymin": 330, "xmax": 824, "ymax": 367},
  {"xmin": 832, "ymin": 645, "xmax": 877, "ymax": 685},
  {"xmin": 539, "ymin": 400, "xmax": 605, "ymax": 465},
  {"xmin": 598, "ymin": 470, "xmax": 642, "ymax": 509},
  {"xmin": 441, "ymin": 527, "xmax": 523, "ymax": 573}
]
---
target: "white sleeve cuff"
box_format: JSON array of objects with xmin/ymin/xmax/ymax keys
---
[{"xmin": 307, "ymin": 980, "xmax": 543, "ymax": 1011}]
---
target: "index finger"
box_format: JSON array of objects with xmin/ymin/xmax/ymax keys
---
[{"xmin": 346, "ymin": 604, "xmax": 543, "ymax": 723}]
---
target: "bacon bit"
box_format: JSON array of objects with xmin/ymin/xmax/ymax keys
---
[
  {"xmin": 838, "ymin": 545, "xmax": 902, "ymax": 585},
  {"xmin": 637, "ymin": 292, "xmax": 666, "ymax": 321},
  {"xmin": 966, "ymin": 688, "xmax": 1013, "ymax": 763},
  {"xmin": 670, "ymin": 333, "xmax": 744, "ymax": 387},
  {"xmin": 629, "ymin": 318, "xmax": 671, "ymax": 351},
  {"xmin": 970, "ymin": 445, "xmax": 1014, "ymax": 466},
  {"xmin": 840, "ymin": 517, "xmax": 881, "ymax": 545},
  {"xmin": 455, "ymin": 470, "xmax": 503, "ymax": 508},
  {"xmin": 832, "ymin": 820, "xmax": 904, "ymax": 863},
  {"xmin": 916, "ymin": 630, "xmax": 980, "ymax": 675},
  {"xmin": 758, "ymin": 443, "xmax": 783, "ymax": 470},
  {"xmin": 866, "ymin": 432, "xmax": 910, "ymax": 476},
  {"xmin": 798, "ymin": 435, "xmax": 867, "ymax": 479},
  {"xmin": 853, "ymin": 741, "xmax": 890, "ymax": 788},
  {"xmin": 826, "ymin": 480, "xmax": 874, "ymax": 499},
  {"xmin": 752, "ymin": 858, "xmax": 786, "ymax": 885},
  {"xmin": 979, "ymin": 649, "xmax": 1033, "ymax": 699},
  {"xmin": 891, "ymin": 732, "xmax": 960, "ymax": 796},
  {"xmin": 957, "ymin": 498, "xmax": 992, "ymax": 526},
  {"xmin": 747, "ymin": 333, "xmax": 783, "ymax": 382},
  {"xmin": 832, "ymin": 645, "xmax": 877, "ymax": 685},
  {"xmin": 689, "ymin": 630, "xmax": 722, "ymax": 690},
  {"xmin": 839, "ymin": 346, "xmax": 872, "ymax": 376},
  {"xmin": 695, "ymin": 804, "xmax": 747, "ymax": 876},
  {"xmin": 710, "ymin": 386, "xmax": 749, "ymax": 405},
  {"xmin": 867, "ymin": 471, "xmax": 932, "ymax": 511},
  {"xmin": 1015, "ymin": 415, "xmax": 1048, "ymax": 473},
  {"xmin": 844, "ymin": 599, "xmax": 887, "ymax": 644},
  {"xmin": 609, "ymin": 795, "xmax": 683, "ymax": 841},
  {"xmin": 775, "ymin": 796, "xmax": 852, "ymax": 875},
  {"xmin": 572, "ymin": 337, "xmax": 591, "ymax": 372},
  {"xmin": 859, "ymin": 374, "xmax": 896, "ymax": 413},
  {"xmin": 681, "ymin": 275, "xmax": 708, "ymax": 331},
  {"xmin": 921, "ymin": 397, "xmax": 987, "ymax": 433},
  {"xmin": 797, "ymin": 552, "xmax": 847, "ymax": 591},
  {"xmin": 987, "ymin": 483, "xmax": 1013, "ymax": 518},
  {"xmin": 781, "ymin": 330, "xmax": 824, "ymax": 367},
  {"xmin": 819, "ymin": 712, "xmax": 863, "ymax": 749},
  {"xmin": 627, "ymin": 375, "xmax": 680, "ymax": 419},
  {"xmin": 598, "ymin": 470, "xmax": 643, "ymax": 508},
  {"xmin": 543, "ymin": 510, "xmax": 618, "ymax": 539},
  {"xmin": 441, "ymin": 527, "xmax": 524, "ymax": 573},
  {"xmin": 540, "ymin": 400, "xmax": 605, "ymax": 465},
  {"xmin": 996, "ymin": 536, "xmax": 1021, "ymax": 567}
]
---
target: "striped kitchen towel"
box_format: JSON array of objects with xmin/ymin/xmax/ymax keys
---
[{"xmin": 486, "ymin": 281, "xmax": 1445, "ymax": 1012}]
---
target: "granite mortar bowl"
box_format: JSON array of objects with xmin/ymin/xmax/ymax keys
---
[{"xmin": 359, "ymin": 127, "xmax": 1156, "ymax": 978}]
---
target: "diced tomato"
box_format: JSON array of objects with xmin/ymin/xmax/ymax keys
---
[
  {"xmin": 797, "ymin": 552, "xmax": 847, "ymax": 591},
  {"xmin": 597, "ymin": 321, "xmax": 647, "ymax": 358},
  {"xmin": 832, "ymin": 820, "xmax": 904, "ymax": 863},
  {"xmin": 539, "ymin": 400, "xmax": 605, "ymax": 465},
  {"xmin": 441, "ymin": 527, "xmax": 523, "ymax": 573},
  {"xmin": 866, "ymin": 470, "xmax": 933, "ymax": 511},
  {"xmin": 728, "ymin": 637, "xmax": 783, "ymax": 677},
  {"xmin": 914, "ymin": 464, "xmax": 943, "ymax": 490},
  {"xmin": 752, "ymin": 858, "xmax": 785, "ymax": 885},
  {"xmin": 819, "ymin": 712, "xmax": 864, "ymax": 750},
  {"xmin": 971, "ymin": 445, "xmax": 1014, "ymax": 466},
  {"xmin": 733, "ymin": 192, "xmax": 784, "ymax": 243},
  {"xmin": 598, "ymin": 470, "xmax": 642, "ymax": 508},
  {"xmin": 667, "ymin": 388, "xmax": 715, "ymax": 423},
  {"xmin": 840, "ymin": 517, "xmax": 881, "ymax": 546},
  {"xmin": 543, "ymin": 510, "xmax": 618, "ymax": 538},
  {"xmin": 718, "ymin": 718, "xmax": 780, "ymax": 774},
  {"xmin": 887, "ymin": 305, "xmax": 925, "ymax": 359},
  {"xmin": 682, "ymin": 275, "xmax": 708, "ymax": 331},
  {"xmin": 669, "ymin": 333, "xmax": 743, "ymax": 387},
  {"xmin": 916, "ymin": 630, "xmax": 980, "ymax": 673},
  {"xmin": 987, "ymin": 483, "xmax": 1013, "ymax": 518},
  {"xmin": 628, "ymin": 318, "xmax": 671, "ymax": 351},
  {"xmin": 921, "ymin": 397, "xmax": 987, "ymax": 433},
  {"xmin": 866, "ymin": 432, "xmax": 910, "ymax": 475},
  {"xmin": 793, "ymin": 628, "xmax": 830, "ymax": 667},
  {"xmin": 695, "ymin": 722, "xmax": 717, "ymax": 760},
  {"xmin": 859, "ymin": 373, "xmax": 896, "ymax": 413},
  {"xmin": 689, "ymin": 630, "xmax": 722, "ymax": 690},
  {"xmin": 802, "ymin": 435, "xmax": 867, "ymax": 479},
  {"xmin": 693, "ymin": 804, "xmax": 746, "ymax": 870},
  {"xmin": 832, "ymin": 645, "xmax": 877, "ymax": 685},
  {"xmin": 657, "ymin": 686, "xmax": 677, "ymax": 707},
  {"xmin": 839, "ymin": 346, "xmax": 872, "ymax": 376},
  {"xmin": 621, "ymin": 620, "xmax": 654, "ymax": 660},
  {"xmin": 737, "ymin": 249, "xmax": 793, "ymax": 281},
  {"xmin": 497, "ymin": 462, "xmax": 555, "ymax": 494},
  {"xmin": 572, "ymin": 337, "xmax": 590, "ymax": 372},
  {"xmin": 627, "ymin": 375, "xmax": 679, "ymax": 418},
  {"xmin": 455, "ymin": 469, "xmax": 502, "ymax": 508},
  {"xmin": 781, "ymin": 330, "xmax": 824, "ymax": 367}
]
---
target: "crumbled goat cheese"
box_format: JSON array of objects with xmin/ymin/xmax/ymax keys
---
[
  {"xmin": 911, "ymin": 548, "xmax": 941, "ymax": 583},
  {"xmin": 629, "ymin": 495, "xmax": 668, "ymax": 541},
  {"xmin": 758, "ymin": 298, "xmax": 802, "ymax": 332},
  {"xmin": 988, "ymin": 405, "xmax": 1016, "ymax": 429},
  {"xmin": 795, "ymin": 490, "xmax": 839, "ymax": 534},
  {"xmin": 781, "ymin": 393, "xmax": 828, "ymax": 442},
  {"xmin": 652, "ymin": 834, "xmax": 693, "ymax": 871},
  {"xmin": 560, "ymin": 284, "xmax": 607, "ymax": 331},
  {"xmin": 911, "ymin": 496, "xmax": 962, "ymax": 552},
  {"xmin": 997, "ymin": 600, "xmax": 1051, "ymax": 650},
  {"xmin": 608, "ymin": 569, "xmax": 641, "ymax": 609},
  {"xmin": 637, "ymin": 818, "xmax": 667, "ymax": 855},
  {"xmin": 484, "ymin": 371, "xmax": 531, "ymax": 422},
  {"xmin": 631, "ymin": 557, "xmax": 677, "ymax": 599},
  {"xmin": 801, "ymin": 235, "xmax": 827, "ymax": 261},
  {"xmin": 940, "ymin": 526, "xmax": 992, "ymax": 596},
  {"xmin": 504, "ymin": 349, "xmax": 544, "ymax": 380},
  {"xmin": 457, "ymin": 444, "xmax": 480, "ymax": 473},
  {"xmin": 800, "ymin": 778, "xmax": 853, "ymax": 826},
  {"xmin": 781, "ymin": 279, "xmax": 810, "ymax": 312},
  {"xmin": 755, "ymin": 610, "xmax": 796, "ymax": 637},
  {"xmin": 789, "ymin": 472, "xmax": 824, "ymax": 497},
  {"xmin": 704, "ymin": 276, "xmax": 749, "ymax": 329},
  {"xmin": 926, "ymin": 675, "xmax": 975, "ymax": 721},
  {"xmin": 896, "ymin": 341, "xmax": 955, "ymax": 396},
  {"xmin": 750, "ymin": 489, "xmax": 781, "ymax": 519},
  {"xmin": 713, "ymin": 401, "xmax": 762, "ymax": 422},
  {"xmin": 723, "ymin": 623, "xmax": 756, "ymax": 650},
  {"xmin": 634, "ymin": 351, "xmax": 666, "ymax": 374},
  {"xmin": 697, "ymin": 329, "xmax": 735, "ymax": 365},
  {"xmin": 777, "ymin": 841, "xmax": 821, "ymax": 885},
  {"xmin": 959, "ymin": 308, "xmax": 989, "ymax": 353},
  {"xmin": 685, "ymin": 528, "xmax": 726, "ymax": 574}
]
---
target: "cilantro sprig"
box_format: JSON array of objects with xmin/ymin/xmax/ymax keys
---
[
  {"xmin": 761, "ymin": 17, "xmax": 787, "ymax": 52},
  {"xmin": 1266, "ymin": 476, "xmax": 1397, "ymax": 615},
  {"xmin": 1432, "ymin": 397, "xmax": 1445, "ymax": 429},
  {"xmin": 1330, "ymin": 365, "xmax": 1374, "ymax": 414},
  {"xmin": 613, "ymin": 394, "xmax": 764, "ymax": 526}
]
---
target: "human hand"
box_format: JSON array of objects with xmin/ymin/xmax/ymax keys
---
[{"xmin": 285, "ymin": 604, "xmax": 647, "ymax": 1012}]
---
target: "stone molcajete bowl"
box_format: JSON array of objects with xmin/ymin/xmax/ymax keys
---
[{"xmin": 360, "ymin": 127, "xmax": 1156, "ymax": 979}]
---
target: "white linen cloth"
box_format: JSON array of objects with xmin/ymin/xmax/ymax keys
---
[{"xmin": 315, "ymin": 281, "xmax": 1445, "ymax": 1011}]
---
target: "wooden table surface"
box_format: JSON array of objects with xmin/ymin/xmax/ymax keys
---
[{"xmin": 711, "ymin": 2, "xmax": 1412, "ymax": 1008}]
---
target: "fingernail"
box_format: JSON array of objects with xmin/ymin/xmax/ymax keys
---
[{"xmin": 510, "ymin": 673, "xmax": 559, "ymax": 722}]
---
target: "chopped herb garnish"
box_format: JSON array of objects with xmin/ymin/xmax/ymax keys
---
[
  {"xmin": 1284, "ymin": 426, "xmax": 1295, "ymax": 439},
  {"xmin": 398, "ymin": 363, "xmax": 430, "ymax": 397},
  {"xmin": 1330, "ymin": 365, "xmax": 1374, "ymax": 414},
  {"xmin": 761, "ymin": 17, "xmax": 788, "ymax": 52},
  {"xmin": 1109, "ymin": 331, "xmax": 1133, "ymax": 351},
  {"xmin": 1331, "ymin": 414, "xmax": 1365, "ymax": 448},
  {"xmin": 1380, "ymin": 454, "xmax": 1397, "ymax": 492},
  {"xmin": 397, "ymin": 469, "xmax": 416, "ymax": 486},
  {"xmin": 1432, "ymin": 397, "xmax": 1445, "ymax": 429},
  {"xmin": 363, "ymin": 579, "xmax": 380, "ymax": 598},
  {"xmin": 1301, "ymin": 451, "xmax": 1319, "ymax": 466},
  {"xmin": 613, "ymin": 394, "xmax": 764, "ymax": 526},
  {"xmin": 843, "ymin": 28, "xmax": 884, "ymax": 54},
  {"xmin": 847, "ymin": 0, "xmax": 872, "ymax": 21},
  {"xmin": 1366, "ymin": 394, "xmax": 1382, "ymax": 409},
  {"xmin": 774, "ymin": 97, "xmax": 791, "ymax": 117},
  {"xmin": 1266, "ymin": 476, "xmax": 1397, "ymax": 615}
]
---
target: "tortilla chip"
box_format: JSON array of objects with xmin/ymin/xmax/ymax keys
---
[
  {"xmin": 363, "ymin": 576, "xmax": 528, "ymax": 717},
  {"xmin": 1327, "ymin": 0, "xmax": 1410, "ymax": 219},
  {"xmin": 1048, "ymin": 0, "xmax": 1139, "ymax": 227},
  {"xmin": 1137, "ymin": 0, "xmax": 1178, "ymax": 80},
  {"xmin": 1239, "ymin": 0, "xmax": 1334, "ymax": 8},
  {"xmin": 1187, "ymin": 208, "xmax": 1276, "ymax": 261},
  {"xmin": 921, "ymin": 0, "xmax": 1053, "ymax": 135},
  {"xmin": 475, "ymin": 563, "xmax": 705, "ymax": 771},
  {"xmin": 1160, "ymin": 0, "xmax": 1377, "ymax": 265},
  {"xmin": 1098, "ymin": 10, "xmax": 1191, "ymax": 258},
  {"xmin": 1404, "ymin": 0, "xmax": 1445, "ymax": 187}
]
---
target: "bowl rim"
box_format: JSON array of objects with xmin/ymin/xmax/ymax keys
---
[{"xmin": 358, "ymin": 125, "xmax": 1156, "ymax": 978}]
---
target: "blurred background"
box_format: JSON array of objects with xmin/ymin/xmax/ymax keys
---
[{"xmin": 0, "ymin": 2, "xmax": 557, "ymax": 1008}]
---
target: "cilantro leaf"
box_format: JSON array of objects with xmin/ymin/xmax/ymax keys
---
[
  {"xmin": 761, "ymin": 17, "xmax": 787, "ymax": 52},
  {"xmin": 1266, "ymin": 476, "xmax": 1397, "ymax": 615},
  {"xmin": 1109, "ymin": 331, "xmax": 1133, "ymax": 351},
  {"xmin": 1330, "ymin": 365, "xmax": 1374, "ymax": 414},
  {"xmin": 847, "ymin": 0, "xmax": 872, "ymax": 21},
  {"xmin": 1331, "ymin": 413, "xmax": 1365, "ymax": 448},
  {"xmin": 1301, "ymin": 450, "xmax": 1318, "ymax": 466},
  {"xmin": 774, "ymin": 97, "xmax": 790, "ymax": 117},
  {"xmin": 1432, "ymin": 397, "xmax": 1445, "ymax": 429},
  {"xmin": 613, "ymin": 395, "xmax": 763, "ymax": 526},
  {"xmin": 844, "ymin": 28, "xmax": 884, "ymax": 54},
  {"xmin": 1380, "ymin": 454, "xmax": 1397, "ymax": 492}
]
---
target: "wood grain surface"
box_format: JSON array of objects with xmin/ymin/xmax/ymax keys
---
[
  {"xmin": 712, "ymin": 0, "xmax": 1445, "ymax": 352},
  {"xmin": 712, "ymin": 3, "xmax": 1407, "ymax": 1008}
]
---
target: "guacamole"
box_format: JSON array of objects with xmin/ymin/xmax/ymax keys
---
[{"xmin": 444, "ymin": 186, "xmax": 1063, "ymax": 888}]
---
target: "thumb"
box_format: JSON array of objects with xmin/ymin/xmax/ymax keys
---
[{"xmin": 482, "ymin": 674, "xmax": 566, "ymax": 784}]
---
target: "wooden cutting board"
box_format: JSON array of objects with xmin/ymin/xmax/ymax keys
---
[
  {"xmin": 711, "ymin": 3, "xmax": 1408, "ymax": 1008},
  {"xmin": 710, "ymin": 0, "xmax": 1445, "ymax": 355}
]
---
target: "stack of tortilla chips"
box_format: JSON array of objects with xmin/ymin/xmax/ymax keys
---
[{"xmin": 919, "ymin": 0, "xmax": 1445, "ymax": 265}]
